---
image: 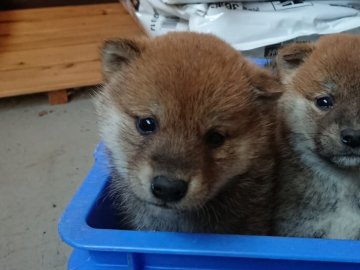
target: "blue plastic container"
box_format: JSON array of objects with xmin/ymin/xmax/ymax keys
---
[{"xmin": 59, "ymin": 143, "xmax": 360, "ymax": 270}]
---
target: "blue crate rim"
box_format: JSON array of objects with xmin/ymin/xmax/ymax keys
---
[{"xmin": 59, "ymin": 142, "xmax": 360, "ymax": 264}]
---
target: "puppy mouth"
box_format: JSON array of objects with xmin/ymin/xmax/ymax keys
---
[
  {"xmin": 146, "ymin": 199, "xmax": 186, "ymax": 210},
  {"xmin": 315, "ymin": 146, "xmax": 360, "ymax": 168},
  {"xmin": 131, "ymin": 189, "xmax": 188, "ymax": 211},
  {"xmin": 148, "ymin": 202, "xmax": 172, "ymax": 209},
  {"xmin": 328, "ymin": 154, "xmax": 360, "ymax": 168}
]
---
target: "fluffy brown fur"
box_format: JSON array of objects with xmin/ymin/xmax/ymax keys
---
[
  {"xmin": 95, "ymin": 32, "xmax": 281, "ymax": 234},
  {"xmin": 274, "ymin": 34, "xmax": 360, "ymax": 239}
]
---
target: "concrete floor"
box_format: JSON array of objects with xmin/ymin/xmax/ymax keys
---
[{"xmin": 0, "ymin": 90, "xmax": 99, "ymax": 270}]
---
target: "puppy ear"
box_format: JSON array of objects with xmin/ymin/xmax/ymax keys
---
[
  {"xmin": 101, "ymin": 39, "xmax": 146, "ymax": 80},
  {"xmin": 275, "ymin": 42, "xmax": 315, "ymax": 83},
  {"xmin": 249, "ymin": 68, "xmax": 283, "ymax": 101}
]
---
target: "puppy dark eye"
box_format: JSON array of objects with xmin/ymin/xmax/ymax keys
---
[
  {"xmin": 315, "ymin": 96, "xmax": 334, "ymax": 110},
  {"xmin": 205, "ymin": 130, "xmax": 226, "ymax": 148},
  {"xmin": 136, "ymin": 117, "xmax": 157, "ymax": 135}
]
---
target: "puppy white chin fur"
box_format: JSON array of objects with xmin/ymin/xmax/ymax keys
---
[{"xmin": 331, "ymin": 156, "xmax": 360, "ymax": 168}]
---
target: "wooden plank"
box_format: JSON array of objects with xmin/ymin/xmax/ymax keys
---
[
  {"xmin": 48, "ymin": 89, "xmax": 69, "ymax": 105},
  {"xmin": 0, "ymin": 5, "xmax": 143, "ymax": 52},
  {"xmin": 0, "ymin": 12, "xmax": 131, "ymax": 35},
  {"xmin": 0, "ymin": 3, "xmax": 145, "ymax": 98},
  {"xmin": 0, "ymin": 22, "xmax": 140, "ymax": 53},
  {"xmin": 0, "ymin": 3, "xmax": 121, "ymax": 22},
  {"xmin": 1, "ymin": 0, "xmax": 116, "ymax": 11},
  {"xmin": 0, "ymin": 60, "xmax": 101, "ymax": 97},
  {"xmin": 0, "ymin": 43, "xmax": 99, "ymax": 71}
]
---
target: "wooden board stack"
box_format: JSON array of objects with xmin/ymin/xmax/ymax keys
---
[{"xmin": 0, "ymin": 3, "xmax": 144, "ymax": 104}]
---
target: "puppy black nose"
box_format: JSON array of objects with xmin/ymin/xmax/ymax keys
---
[
  {"xmin": 341, "ymin": 128, "xmax": 360, "ymax": 148},
  {"xmin": 151, "ymin": 176, "xmax": 188, "ymax": 202}
]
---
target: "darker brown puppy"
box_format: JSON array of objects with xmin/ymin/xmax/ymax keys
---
[
  {"xmin": 274, "ymin": 34, "xmax": 360, "ymax": 239},
  {"xmin": 95, "ymin": 32, "xmax": 281, "ymax": 234}
]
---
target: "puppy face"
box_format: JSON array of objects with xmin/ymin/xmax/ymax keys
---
[
  {"xmin": 96, "ymin": 33, "xmax": 281, "ymax": 213},
  {"xmin": 277, "ymin": 34, "xmax": 360, "ymax": 169}
]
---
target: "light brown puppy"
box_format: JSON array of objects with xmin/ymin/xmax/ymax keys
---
[
  {"xmin": 95, "ymin": 32, "xmax": 281, "ymax": 234},
  {"xmin": 274, "ymin": 34, "xmax": 360, "ymax": 239}
]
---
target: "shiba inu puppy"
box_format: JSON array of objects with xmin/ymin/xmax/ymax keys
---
[
  {"xmin": 95, "ymin": 32, "xmax": 281, "ymax": 234},
  {"xmin": 274, "ymin": 34, "xmax": 360, "ymax": 239}
]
